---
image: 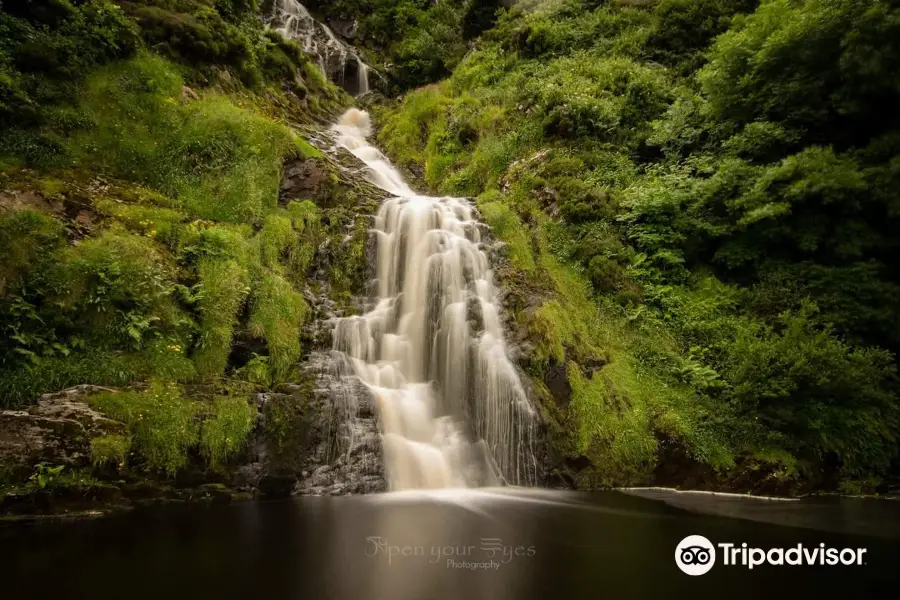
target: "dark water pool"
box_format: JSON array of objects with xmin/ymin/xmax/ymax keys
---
[{"xmin": 2, "ymin": 488, "xmax": 898, "ymax": 599}]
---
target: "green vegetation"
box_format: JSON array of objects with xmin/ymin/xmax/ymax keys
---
[
  {"xmin": 301, "ymin": 0, "xmax": 504, "ymax": 90},
  {"xmin": 0, "ymin": 0, "xmax": 360, "ymax": 487},
  {"xmin": 91, "ymin": 382, "xmax": 199, "ymax": 474},
  {"xmin": 91, "ymin": 434, "xmax": 132, "ymax": 468},
  {"xmin": 200, "ymin": 395, "xmax": 257, "ymax": 468},
  {"xmin": 377, "ymin": 0, "xmax": 900, "ymax": 491},
  {"xmin": 3, "ymin": 0, "xmax": 898, "ymax": 496},
  {"xmin": 89, "ymin": 383, "xmax": 254, "ymax": 473}
]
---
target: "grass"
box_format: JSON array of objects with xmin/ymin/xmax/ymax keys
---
[
  {"xmin": 90, "ymin": 381, "xmax": 199, "ymax": 475},
  {"xmin": 52, "ymin": 226, "xmax": 184, "ymax": 348},
  {"xmin": 69, "ymin": 54, "xmax": 302, "ymax": 224},
  {"xmin": 0, "ymin": 354, "xmax": 137, "ymax": 409},
  {"xmin": 248, "ymin": 272, "xmax": 308, "ymax": 380},
  {"xmin": 259, "ymin": 213, "xmax": 297, "ymax": 269},
  {"xmin": 193, "ymin": 258, "xmax": 251, "ymax": 379},
  {"xmin": 199, "ymin": 395, "xmax": 256, "ymax": 468},
  {"xmin": 476, "ymin": 191, "xmax": 536, "ymax": 272},
  {"xmin": 90, "ymin": 434, "xmax": 132, "ymax": 468},
  {"xmin": 89, "ymin": 384, "xmax": 257, "ymax": 473},
  {"xmin": 373, "ymin": 3, "xmax": 743, "ymax": 484}
]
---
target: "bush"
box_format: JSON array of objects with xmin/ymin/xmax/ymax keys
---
[
  {"xmin": 0, "ymin": 1, "xmax": 139, "ymax": 127},
  {"xmin": 199, "ymin": 395, "xmax": 256, "ymax": 467},
  {"xmin": 193, "ymin": 258, "xmax": 250, "ymax": 378},
  {"xmin": 91, "ymin": 381, "xmax": 199, "ymax": 474},
  {"xmin": 248, "ymin": 272, "xmax": 307, "ymax": 380},
  {"xmin": 91, "ymin": 434, "xmax": 132, "ymax": 468},
  {"xmin": 51, "ymin": 227, "xmax": 184, "ymax": 349}
]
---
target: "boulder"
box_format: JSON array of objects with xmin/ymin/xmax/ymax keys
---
[
  {"xmin": 280, "ymin": 157, "xmax": 330, "ymax": 203},
  {"xmin": 0, "ymin": 386, "xmax": 125, "ymax": 471}
]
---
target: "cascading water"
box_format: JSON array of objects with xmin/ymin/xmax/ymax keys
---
[
  {"xmin": 269, "ymin": 0, "xmax": 374, "ymax": 96},
  {"xmin": 328, "ymin": 109, "xmax": 538, "ymax": 490}
]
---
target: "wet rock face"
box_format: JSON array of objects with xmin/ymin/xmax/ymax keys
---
[
  {"xmin": 293, "ymin": 352, "xmax": 385, "ymax": 496},
  {"xmin": 0, "ymin": 386, "xmax": 125, "ymax": 472},
  {"xmin": 230, "ymin": 352, "xmax": 384, "ymax": 498},
  {"xmin": 543, "ymin": 360, "xmax": 572, "ymax": 407},
  {"xmin": 280, "ymin": 157, "xmax": 331, "ymax": 203}
]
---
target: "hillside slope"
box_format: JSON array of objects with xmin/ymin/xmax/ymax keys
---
[
  {"xmin": 0, "ymin": 0, "xmax": 385, "ymax": 507},
  {"xmin": 373, "ymin": 0, "xmax": 900, "ymax": 495}
]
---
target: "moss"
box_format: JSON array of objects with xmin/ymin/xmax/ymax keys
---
[
  {"xmin": 90, "ymin": 434, "xmax": 131, "ymax": 468},
  {"xmin": 0, "ymin": 210, "xmax": 67, "ymax": 296},
  {"xmin": 376, "ymin": 84, "xmax": 451, "ymax": 166},
  {"xmin": 248, "ymin": 272, "xmax": 307, "ymax": 380},
  {"xmin": 477, "ymin": 191, "xmax": 535, "ymax": 272},
  {"xmin": 199, "ymin": 395, "xmax": 256, "ymax": 468},
  {"xmin": 264, "ymin": 379, "xmax": 315, "ymax": 467},
  {"xmin": 50, "ymin": 226, "xmax": 186, "ymax": 349},
  {"xmin": 90, "ymin": 381, "xmax": 199, "ymax": 475},
  {"xmin": 93, "ymin": 198, "xmax": 186, "ymax": 249},
  {"xmin": 193, "ymin": 258, "xmax": 250, "ymax": 379},
  {"xmin": 295, "ymin": 136, "xmax": 323, "ymax": 159},
  {"xmin": 258, "ymin": 213, "xmax": 295, "ymax": 270},
  {"xmin": 67, "ymin": 54, "xmax": 301, "ymax": 224}
]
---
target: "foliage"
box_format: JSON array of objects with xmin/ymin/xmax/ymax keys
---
[
  {"xmin": 90, "ymin": 434, "xmax": 132, "ymax": 468},
  {"xmin": 199, "ymin": 395, "xmax": 256, "ymax": 467},
  {"xmin": 68, "ymin": 54, "xmax": 301, "ymax": 223},
  {"xmin": 89, "ymin": 383, "xmax": 256, "ymax": 473},
  {"xmin": 90, "ymin": 381, "xmax": 199, "ymax": 474},
  {"xmin": 51, "ymin": 227, "xmax": 185, "ymax": 349},
  {"xmin": 26, "ymin": 463, "xmax": 66, "ymax": 490},
  {"xmin": 248, "ymin": 272, "xmax": 307, "ymax": 380},
  {"xmin": 309, "ymin": 0, "xmax": 478, "ymax": 89},
  {"xmin": 193, "ymin": 257, "xmax": 251, "ymax": 379},
  {"xmin": 378, "ymin": 0, "xmax": 900, "ymax": 487},
  {"xmin": 0, "ymin": 0, "xmax": 139, "ymax": 128}
]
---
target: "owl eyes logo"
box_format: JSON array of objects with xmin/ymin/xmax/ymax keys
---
[
  {"xmin": 680, "ymin": 546, "xmax": 712, "ymax": 565},
  {"xmin": 675, "ymin": 535, "xmax": 716, "ymax": 575}
]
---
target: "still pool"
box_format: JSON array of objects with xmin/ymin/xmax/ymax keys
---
[{"xmin": 2, "ymin": 488, "xmax": 899, "ymax": 599}]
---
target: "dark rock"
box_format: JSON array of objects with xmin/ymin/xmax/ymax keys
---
[
  {"xmin": 280, "ymin": 157, "xmax": 330, "ymax": 203},
  {"xmin": 0, "ymin": 386, "xmax": 124, "ymax": 471},
  {"xmin": 544, "ymin": 359, "xmax": 572, "ymax": 406},
  {"xmin": 292, "ymin": 352, "xmax": 386, "ymax": 496}
]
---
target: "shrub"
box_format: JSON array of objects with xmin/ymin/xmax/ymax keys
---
[
  {"xmin": 193, "ymin": 258, "xmax": 250, "ymax": 378},
  {"xmin": 477, "ymin": 191, "xmax": 535, "ymax": 272},
  {"xmin": 70, "ymin": 54, "xmax": 301, "ymax": 223},
  {"xmin": 199, "ymin": 395, "xmax": 256, "ymax": 467},
  {"xmin": 91, "ymin": 434, "xmax": 132, "ymax": 467},
  {"xmin": 248, "ymin": 272, "xmax": 307, "ymax": 379},
  {"xmin": 51, "ymin": 227, "xmax": 184, "ymax": 349},
  {"xmin": 90, "ymin": 381, "xmax": 199, "ymax": 474}
]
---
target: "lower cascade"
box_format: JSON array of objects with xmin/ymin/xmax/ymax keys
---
[{"xmin": 327, "ymin": 109, "xmax": 538, "ymax": 490}]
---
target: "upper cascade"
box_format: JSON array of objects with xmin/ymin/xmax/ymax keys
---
[
  {"xmin": 327, "ymin": 109, "xmax": 538, "ymax": 490},
  {"xmin": 268, "ymin": 0, "xmax": 372, "ymax": 96}
]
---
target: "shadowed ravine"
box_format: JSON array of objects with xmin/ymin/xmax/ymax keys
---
[{"xmin": 326, "ymin": 109, "xmax": 538, "ymax": 490}]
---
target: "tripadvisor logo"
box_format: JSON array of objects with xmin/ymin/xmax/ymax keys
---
[
  {"xmin": 675, "ymin": 535, "xmax": 716, "ymax": 575},
  {"xmin": 675, "ymin": 535, "xmax": 868, "ymax": 576}
]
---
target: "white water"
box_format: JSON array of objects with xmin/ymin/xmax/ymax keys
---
[
  {"xmin": 269, "ymin": 0, "xmax": 373, "ymax": 96},
  {"xmin": 329, "ymin": 109, "xmax": 538, "ymax": 490}
]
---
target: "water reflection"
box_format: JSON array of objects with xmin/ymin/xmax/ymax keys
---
[{"xmin": 2, "ymin": 490, "xmax": 899, "ymax": 600}]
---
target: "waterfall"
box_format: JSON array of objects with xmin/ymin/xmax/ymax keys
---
[
  {"xmin": 328, "ymin": 109, "xmax": 538, "ymax": 490},
  {"xmin": 269, "ymin": 0, "xmax": 372, "ymax": 96},
  {"xmin": 356, "ymin": 57, "xmax": 370, "ymax": 96}
]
